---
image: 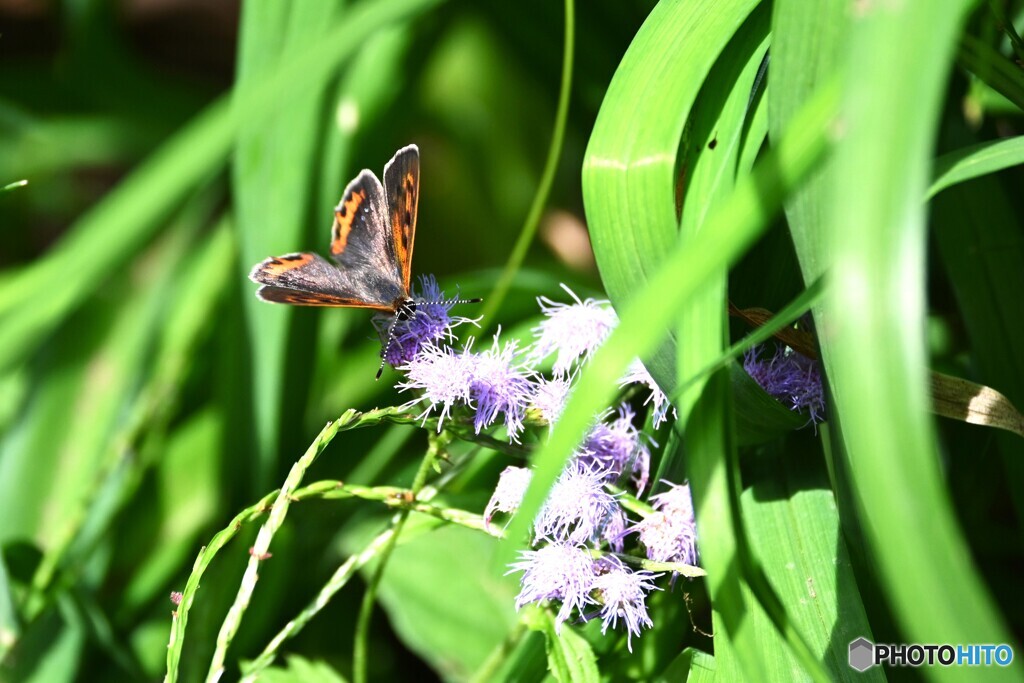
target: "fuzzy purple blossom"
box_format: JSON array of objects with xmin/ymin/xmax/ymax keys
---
[
  {"xmin": 591, "ymin": 558, "xmax": 660, "ymax": 651},
  {"xmin": 743, "ymin": 344, "xmax": 825, "ymax": 424},
  {"xmin": 508, "ymin": 542, "xmax": 598, "ymax": 630},
  {"xmin": 534, "ymin": 461, "xmax": 622, "ymax": 545},
  {"xmin": 528, "ymin": 285, "xmax": 618, "ymax": 375},
  {"xmin": 398, "ymin": 332, "xmax": 534, "ymax": 440},
  {"xmin": 397, "ymin": 342, "xmax": 473, "ymax": 430},
  {"xmin": 619, "ymin": 359, "xmax": 676, "ymax": 428},
  {"xmin": 531, "ymin": 375, "xmax": 573, "ymax": 425},
  {"xmin": 576, "ymin": 405, "xmax": 651, "ymax": 495},
  {"xmin": 484, "ymin": 466, "xmax": 533, "ymax": 528},
  {"xmin": 463, "ymin": 335, "xmax": 535, "ymax": 442},
  {"xmin": 377, "ymin": 274, "xmax": 475, "ymax": 366},
  {"xmin": 633, "ymin": 482, "xmax": 698, "ymax": 566}
]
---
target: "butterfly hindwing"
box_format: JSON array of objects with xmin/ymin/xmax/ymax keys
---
[
  {"xmin": 249, "ymin": 252, "xmax": 397, "ymax": 309},
  {"xmin": 383, "ymin": 144, "xmax": 419, "ymax": 292}
]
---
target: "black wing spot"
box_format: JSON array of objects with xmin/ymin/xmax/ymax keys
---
[{"xmin": 404, "ymin": 211, "xmax": 412, "ymax": 225}]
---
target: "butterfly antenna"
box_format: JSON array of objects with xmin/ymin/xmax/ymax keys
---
[{"xmin": 443, "ymin": 297, "xmax": 483, "ymax": 306}]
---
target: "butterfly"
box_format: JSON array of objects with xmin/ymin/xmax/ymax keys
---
[{"xmin": 249, "ymin": 144, "xmax": 478, "ymax": 378}]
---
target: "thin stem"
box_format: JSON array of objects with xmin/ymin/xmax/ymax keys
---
[
  {"xmin": 352, "ymin": 431, "xmax": 452, "ymax": 683},
  {"xmin": 476, "ymin": 0, "xmax": 574, "ymax": 329},
  {"xmin": 203, "ymin": 420, "xmax": 340, "ymax": 682},
  {"xmin": 166, "ymin": 407, "xmax": 401, "ymax": 683},
  {"xmin": 240, "ymin": 525, "xmax": 397, "ymax": 683}
]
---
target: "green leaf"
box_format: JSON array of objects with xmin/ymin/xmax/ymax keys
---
[
  {"xmin": 0, "ymin": 553, "xmax": 17, "ymax": 661},
  {"xmin": 682, "ymin": 648, "xmax": 716, "ymax": 683},
  {"xmin": 368, "ymin": 524, "xmax": 519, "ymax": 680},
  {"xmin": 259, "ymin": 655, "xmax": 349, "ymax": 683},
  {"xmin": 729, "ymin": 361, "xmax": 807, "ymax": 444},
  {"xmin": 581, "ymin": 0, "xmax": 763, "ymax": 389},
  {"xmin": 958, "ymin": 34, "xmax": 1024, "ymax": 113},
  {"xmin": 540, "ymin": 610, "xmax": 599, "ymax": 683},
  {"xmin": 234, "ymin": 0, "xmax": 342, "ymax": 488},
  {"xmin": 768, "ymin": 0, "xmax": 847, "ymax": 285},
  {"xmin": 742, "ymin": 451, "xmax": 882, "ymax": 682},
  {"xmin": 821, "ymin": 0, "xmax": 1015, "ymax": 654},
  {"xmin": 928, "ymin": 136, "xmax": 1024, "ymax": 199}
]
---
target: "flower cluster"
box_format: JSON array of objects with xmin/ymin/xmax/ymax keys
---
[
  {"xmin": 384, "ymin": 281, "xmax": 695, "ymax": 650},
  {"xmin": 743, "ymin": 344, "xmax": 825, "ymax": 424}
]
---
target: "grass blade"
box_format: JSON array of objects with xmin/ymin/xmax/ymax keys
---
[{"xmin": 928, "ymin": 135, "xmax": 1024, "ymax": 198}]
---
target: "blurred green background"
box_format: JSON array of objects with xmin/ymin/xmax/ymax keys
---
[{"xmin": 2, "ymin": 0, "xmax": 1024, "ymax": 681}]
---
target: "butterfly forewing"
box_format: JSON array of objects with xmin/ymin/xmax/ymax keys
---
[
  {"xmin": 249, "ymin": 252, "xmax": 397, "ymax": 309},
  {"xmin": 383, "ymin": 145, "xmax": 420, "ymax": 292},
  {"xmin": 329, "ymin": 169, "xmax": 405, "ymax": 294}
]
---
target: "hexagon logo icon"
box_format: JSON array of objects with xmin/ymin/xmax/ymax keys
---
[{"xmin": 849, "ymin": 637, "xmax": 875, "ymax": 672}]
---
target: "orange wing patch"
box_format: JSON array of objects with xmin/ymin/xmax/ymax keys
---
[
  {"xmin": 332, "ymin": 189, "xmax": 366, "ymax": 256},
  {"xmin": 254, "ymin": 253, "xmax": 314, "ymax": 277},
  {"xmin": 391, "ymin": 171, "xmax": 418, "ymax": 289}
]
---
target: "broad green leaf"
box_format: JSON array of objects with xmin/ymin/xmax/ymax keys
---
[
  {"xmin": 259, "ymin": 655, "xmax": 349, "ymax": 683},
  {"xmin": 3, "ymin": 603, "xmax": 84, "ymax": 683},
  {"xmin": 0, "ymin": 222, "xmax": 192, "ymax": 550},
  {"xmin": 581, "ymin": 0, "xmax": 762, "ymax": 390},
  {"xmin": 742, "ymin": 452, "xmax": 882, "ymax": 683},
  {"xmin": 0, "ymin": 553, "xmax": 17, "ymax": 661},
  {"xmin": 366, "ymin": 524, "xmax": 519, "ymax": 680},
  {"xmin": 540, "ymin": 610, "xmax": 599, "ymax": 683},
  {"xmin": 931, "ymin": 123, "xmax": 1024, "ymax": 529},
  {"xmin": 682, "ymin": 648, "xmax": 716, "ymax": 683},
  {"xmin": 822, "ymin": 0, "xmax": 1014, "ymax": 658},
  {"xmin": 121, "ymin": 409, "xmax": 222, "ymax": 613},
  {"xmin": 768, "ymin": 0, "xmax": 847, "ymax": 284}
]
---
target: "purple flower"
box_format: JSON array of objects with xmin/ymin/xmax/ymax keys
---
[
  {"xmin": 463, "ymin": 334, "xmax": 535, "ymax": 442},
  {"xmin": 508, "ymin": 542, "xmax": 597, "ymax": 629},
  {"xmin": 535, "ymin": 461, "xmax": 621, "ymax": 545},
  {"xmin": 528, "ymin": 285, "xmax": 618, "ymax": 375},
  {"xmin": 397, "ymin": 342, "xmax": 473, "ymax": 430},
  {"xmin": 376, "ymin": 274, "xmax": 475, "ymax": 367},
  {"xmin": 577, "ymin": 405, "xmax": 651, "ymax": 495},
  {"xmin": 633, "ymin": 482, "xmax": 698, "ymax": 566},
  {"xmin": 484, "ymin": 466, "xmax": 533, "ymax": 528},
  {"xmin": 619, "ymin": 359, "xmax": 676, "ymax": 428},
  {"xmin": 531, "ymin": 375, "xmax": 573, "ymax": 425},
  {"xmin": 743, "ymin": 345, "xmax": 825, "ymax": 424},
  {"xmin": 591, "ymin": 557, "xmax": 660, "ymax": 651},
  {"xmin": 650, "ymin": 481, "xmax": 695, "ymax": 521}
]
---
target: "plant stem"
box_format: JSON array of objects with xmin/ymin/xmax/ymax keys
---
[
  {"xmin": 476, "ymin": 0, "xmax": 574, "ymax": 329},
  {"xmin": 352, "ymin": 430, "xmax": 452, "ymax": 683}
]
